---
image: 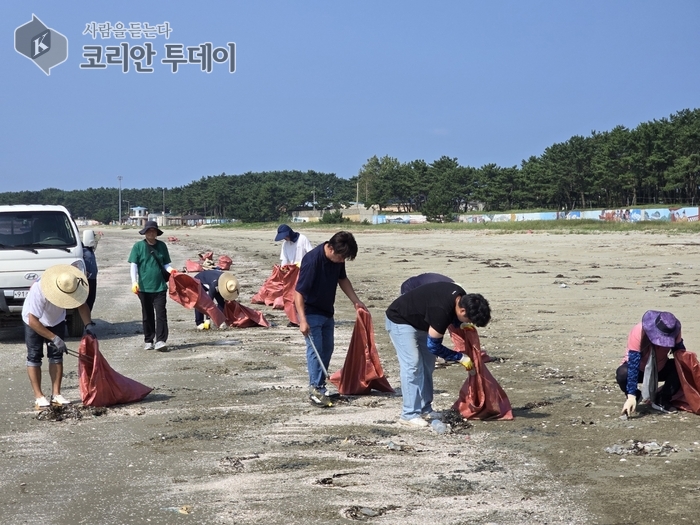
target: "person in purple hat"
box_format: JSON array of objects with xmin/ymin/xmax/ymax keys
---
[
  {"xmin": 617, "ymin": 310, "xmax": 684, "ymax": 416},
  {"xmin": 275, "ymin": 224, "xmax": 312, "ymax": 266}
]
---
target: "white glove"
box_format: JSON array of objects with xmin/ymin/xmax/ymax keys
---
[{"xmin": 622, "ymin": 394, "xmax": 636, "ymax": 416}]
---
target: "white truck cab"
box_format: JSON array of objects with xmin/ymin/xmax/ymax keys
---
[{"xmin": 0, "ymin": 205, "xmax": 87, "ymax": 337}]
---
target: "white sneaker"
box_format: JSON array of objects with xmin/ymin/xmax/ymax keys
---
[
  {"xmin": 398, "ymin": 416, "xmax": 429, "ymax": 428},
  {"xmin": 35, "ymin": 396, "xmax": 50, "ymax": 410},
  {"xmin": 144, "ymin": 342, "xmax": 154, "ymax": 350},
  {"xmin": 50, "ymin": 394, "xmax": 71, "ymax": 406},
  {"xmin": 154, "ymin": 341, "xmax": 168, "ymax": 352}
]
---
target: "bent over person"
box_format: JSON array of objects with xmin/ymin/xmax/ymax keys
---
[
  {"xmin": 385, "ymin": 281, "xmax": 491, "ymax": 427},
  {"xmin": 294, "ymin": 231, "xmax": 366, "ymax": 407},
  {"xmin": 23, "ymin": 264, "xmax": 94, "ymax": 409},
  {"xmin": 617, "ymin": 310, "xmax": 684, "ymax": 416},
  {"xmin": 128, "ymin": 220, "xmax": 177, "ymax": 352}
]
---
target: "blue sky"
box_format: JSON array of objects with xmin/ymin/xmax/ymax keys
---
[{"xmin": 1, "ymin": 1, "xmax": 699, "ymax": 193}]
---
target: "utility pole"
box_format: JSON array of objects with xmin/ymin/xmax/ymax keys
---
[
  {"xmin": 162, "ymin": 188, "xmax": 165, "ymax": 225},
  {"xmin": 118, "ymin": 176, "xmax": 122, "ymax": 225}
]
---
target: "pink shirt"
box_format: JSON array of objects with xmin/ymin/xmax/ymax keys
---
[{"xmin": 622, "ymin": 322, "xmax": 682, "ymax": 371}]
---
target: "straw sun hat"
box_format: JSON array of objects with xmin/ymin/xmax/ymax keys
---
[
  {"xmin": 40, "ymin": 264, "xmax": 89, "ymax": 309},
  {"xmin": 218, "ymin": 272, "xmax": 240, "ymax": 301}
]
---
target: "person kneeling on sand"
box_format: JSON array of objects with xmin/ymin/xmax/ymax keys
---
[
  {"xmin": 385, "ymin": 281, "xmax": 491, "ymax": 427},
  {"xmin": 23, "ymin": 264, "xmax": 95, "ymax": 410},
  {"xmin": 617, "ymin": 310, "xmax": 684, "ymax": 416}
]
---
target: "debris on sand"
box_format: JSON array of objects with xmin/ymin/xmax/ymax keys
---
[
  {"xmin": 441, "ymin": 408, "xmax": 473, "ymax": 434},
  {"xmin": 342, "ymin": 505, "xmax": 400, "ymax": 520},
  {"xmin": 605, "ymin": 440, "xmax": 677, "ymax": 456},
  {"xmin": 35, "ymin": 405, "xmax": 108, "ymax": 422}
]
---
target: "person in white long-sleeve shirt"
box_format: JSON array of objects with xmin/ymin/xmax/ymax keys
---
[{"xmin": 275, "ymin": 224, "xmax": 313, "ymax": 266}]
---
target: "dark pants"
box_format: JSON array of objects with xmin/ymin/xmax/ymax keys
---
[
  {"xmin": 194, "ymin": 292, "xmax": 225, "ymax": 325},
  {"xmin": 616, "ymin": 359, "xmax": 680, "ymax": 405},
  {"xmin": 25, "ymin": 321, "xmax": 66, "ymax": 366},
  {"xmin": 86, "ymin": 278, "xmax": 97, "ymax": 311},
  {"xmin": 138, "ymin": 291, "xmax": 168, "ymax": 344}
]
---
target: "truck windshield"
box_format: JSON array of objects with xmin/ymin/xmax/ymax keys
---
[{"xmin": 0, "ymin": 211, "xmax": 78, "ymax": 248}]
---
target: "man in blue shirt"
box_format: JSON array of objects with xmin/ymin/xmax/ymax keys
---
[{"xmin": 294, "ymin": 231, "xmax": 366, "ymax": 407}]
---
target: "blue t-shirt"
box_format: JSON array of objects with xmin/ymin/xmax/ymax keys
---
[{"xmin": 295, "ymin": 242, "xmax": 347, "ymax": 317}]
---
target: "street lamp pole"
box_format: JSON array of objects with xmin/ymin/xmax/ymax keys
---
[{"xmin": 118, "ymin": 176, "xmax": 122, "ymax": 225}]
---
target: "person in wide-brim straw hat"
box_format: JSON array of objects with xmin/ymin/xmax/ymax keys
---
[
  {"xmin": 617, "ymin": 310, "xmax": 684, "ymax": 416},
  {"xmin": 218, "ymin": 272, "xmax": 240, "ymax": 301},
  {"xmin": 191, "ymin": 270, "xmax": 239, "ymax": 329},
  {"xmin": 22, "ymin": 264, "xmax": 95, "ymax": 410}
]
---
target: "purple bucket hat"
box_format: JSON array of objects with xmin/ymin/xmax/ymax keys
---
[{"xmin": 642, "ymin": 310, "xmax": 680, "ymax": 347}]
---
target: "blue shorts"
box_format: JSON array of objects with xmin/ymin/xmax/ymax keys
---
[{"xmin": 25, "ymin": 321, "xmax": 66, "ymax": 367}]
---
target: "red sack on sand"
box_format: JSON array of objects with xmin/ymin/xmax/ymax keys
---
[
  {"xmin": 450, "ymin": 326, "xmax": 513, "ymax": 420},
  {"xmin": 78, "ymin": 335, "xmax": 152, "ymax": 407},
  {"xmin": 252, "ymin": 265, "xmax": 299, "ymax": 324},
  {"xmin": 223, "ymin": 301, "xmax": 270, "ymax": 328},
  {"xmin": 672, "ymin": 350, "xmax": 700, "ymax": 414},
  {"xmin": 168, "ymin": 273, "xmax": 227, "ymax": 327},
  {"xmin": 329, "ymin": 309, "xmax": 395, "ymax": 395},
  {"xmin": 185, "ymin": 259, "xmax": 204, "ymax": 273}
]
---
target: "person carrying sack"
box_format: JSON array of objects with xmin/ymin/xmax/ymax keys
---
[
  {"xmin": 22, "ymin": 264, "xmax": 94, "ymax": 409},
  {"xmin": 128, "ymin": 220, "xmax": 177, "ymax": 352}
]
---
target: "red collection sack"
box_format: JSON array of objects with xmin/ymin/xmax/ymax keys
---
[
  {"xmin": 329, "ymin": 309, "xmax": 395, "ymax": 395},
  {"xmin": 223, "ymin": 301, "xmax": 270, "ymax": 328},
  {"xmin": 168, "ymin": 273, "xmax": 227, "ymax": 327},
  {"xmin": 78, "ymin": 335, "xmax": 153, "ymax": 407},
  {"xmin": 672, "ymin": 350, "xmax": 700, "ymax": 414},
  {"xmin": 450, "ymin": 326, "xmax": 513, "ymax": 420},
  {"xmin": 252, "ymin": 264, "xmax": 299, "ymax": 324},
  {"xmin": 184, "ymin": 259, "xmax": 204, "ymax": 273}
]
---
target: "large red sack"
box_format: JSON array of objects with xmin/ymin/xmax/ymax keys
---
[
  {"xmin": 329, "ymin": 309, "xmax": 395, "ymax": 395},
  {"xmin": 252, "ymin": 265, "xmax": 299, "ymax": 324},
  {"xmin": 168, "ymin": 273, "xmax": 227, "ymax": 327},
  {"xmin": 184, "ymin": 259, "xmax": 203, "ymax": 273},
  {"xmin": 450, "ymin": 326, "xmax": 514, "ymax": 420},
  {"xmin": 672, "ymin": 350, "xmax": 700, "ymax": 414},
  {"xmin": 223, "ymin": 301, "xmax": 270, "ymax": 328},
  {"xmin": 78, "ymin": 335, "xmax": 153, "ymax": 407}
]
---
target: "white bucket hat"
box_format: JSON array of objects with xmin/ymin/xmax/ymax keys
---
[{"xmin": 40, "ymin": 264, "xmax": 89, "ymax": 309}]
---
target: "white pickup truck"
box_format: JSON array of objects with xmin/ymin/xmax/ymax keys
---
[{"xmin": 0, "ymin": 204, "xmax": 87, "ymax": 337}]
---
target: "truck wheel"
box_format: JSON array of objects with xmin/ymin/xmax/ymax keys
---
[{"xmin": 67, "ymin": 309, "xmax": 84, "ymax": 338}]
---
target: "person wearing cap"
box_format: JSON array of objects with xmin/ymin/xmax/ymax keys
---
[
  {"xmin": 128, "ymin": 220, "xmax": 177, "ymax": 352},
  {"xmin": 617, "ymin": 310, "xmax": 684, "ymax": 416},
  {"xmin": 294, "ymin": 231, "xmax": 367, "ymax": 407},
  {"xmin": 193, "ymin": 269, "xmax": 240, "ymax": 329},
  {"xmin": 275, "ymin": 224, "xmax": 313, "ymax": 266},
  {"xmin": 22, "ymin": 264, "xmax": 94, "ymax": 409},
  {"xmin": 82, "ymin": 229, "xmax": 99, "ymax": 311},
  {"xmin": 385, "ymin": 282, "xmax": 491, "ymax": 427}
]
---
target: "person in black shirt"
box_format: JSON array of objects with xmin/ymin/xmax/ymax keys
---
[{"xmin": 385, "ymin": 281, "xmax": 491, "ymax": 427}]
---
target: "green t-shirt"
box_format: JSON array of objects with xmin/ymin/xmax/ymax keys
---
[{"xmin": 128, "ymin": 239, "xmax": 172, "ymax": 293}]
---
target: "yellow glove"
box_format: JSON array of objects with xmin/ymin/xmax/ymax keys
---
[
  {"xmin": 131, "ymin": 283, "xmax": 139, "ymax": 294},
  {"xmin": 459, "ymin": 355, "xmax": 476, "ymax": 376}
]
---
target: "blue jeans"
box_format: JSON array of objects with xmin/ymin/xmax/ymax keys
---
[
  {"xmin": 305, "ymin": 314, "xmax": 335, "ymax": 389},
  {"xmin": 385, "ymin": 315, "xmax": 435, "ymax": 419}
]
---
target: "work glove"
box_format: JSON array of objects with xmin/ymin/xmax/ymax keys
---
[
  {"xmin": 51, "ymin": 335, "xmax": 67, "ymax": 355},
  {"xmin": 83, "ymin": 322, "xmax": 96, "ymax": 337},
  {"xmin": 131, "ymin": 282, "xmax": 139, "ymax": 294},
  {"xmin": 168, "ymin": 268, "xmax": 178, "ymax": 275},
  {"xmin": 459, "ymin": 355, "xmax": 476, "ymax": 376},
  {"xmin": 622, "ymin": 394, "xmax": 636, "ymax": 416}
]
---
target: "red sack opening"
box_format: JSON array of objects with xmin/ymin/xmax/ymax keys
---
[
  {"xmin": 78, "ymin": 335, "xmax": 153, "ymax": 407},
  {"xmin": 329, "ymin": 309, "xmax": 395, "ymax": 395},
  {"xmin": 449, "ymin": 326, "xmax": 513, "ymax": 420},
  {"xmin": 223, "ymin": 301, "xmax": 270, "ymax": 328},
  {"xmin": 185, "ymin": 259, "xmax": 204, "ymax": 273},
  {"xmin": 251, "ymin": 264, "xmax": 299, "ymax": 324},
  {"xmin": 168, "ymin": 273, "xmax": 227, "ymax": 327},
  {"xmin": 672, "ymin": 350, "xmax": 700, "ymax": 414}
]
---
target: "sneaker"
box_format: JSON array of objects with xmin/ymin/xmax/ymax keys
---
[
  {"xmin": 398, "ymin": 416, "xmax": 429, "ymax": 428},
  {"xmin": 197, "ymin": 320, "xmax": 211, "ymax": 330},
  {"xmin": 35, "ymin": 396, "xmax": 50, "ymax": 410},
  {"xmin": 144, "ymin": 342, "xmax": 154, "ymax": 350},
  {"xmin": 50, "ymin": 394, "xmax": 71, "ymax": 406},
  {"xmin": 422, "ymin": 411, "xmax": 444, "ymax": 421},
  {"xmin": 154, "ymin": 341, "xmax": 168, "ymax": 352},
  {"xmin": 308, "ymin": 386, "xmax": 333, "ymax": 408}
]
